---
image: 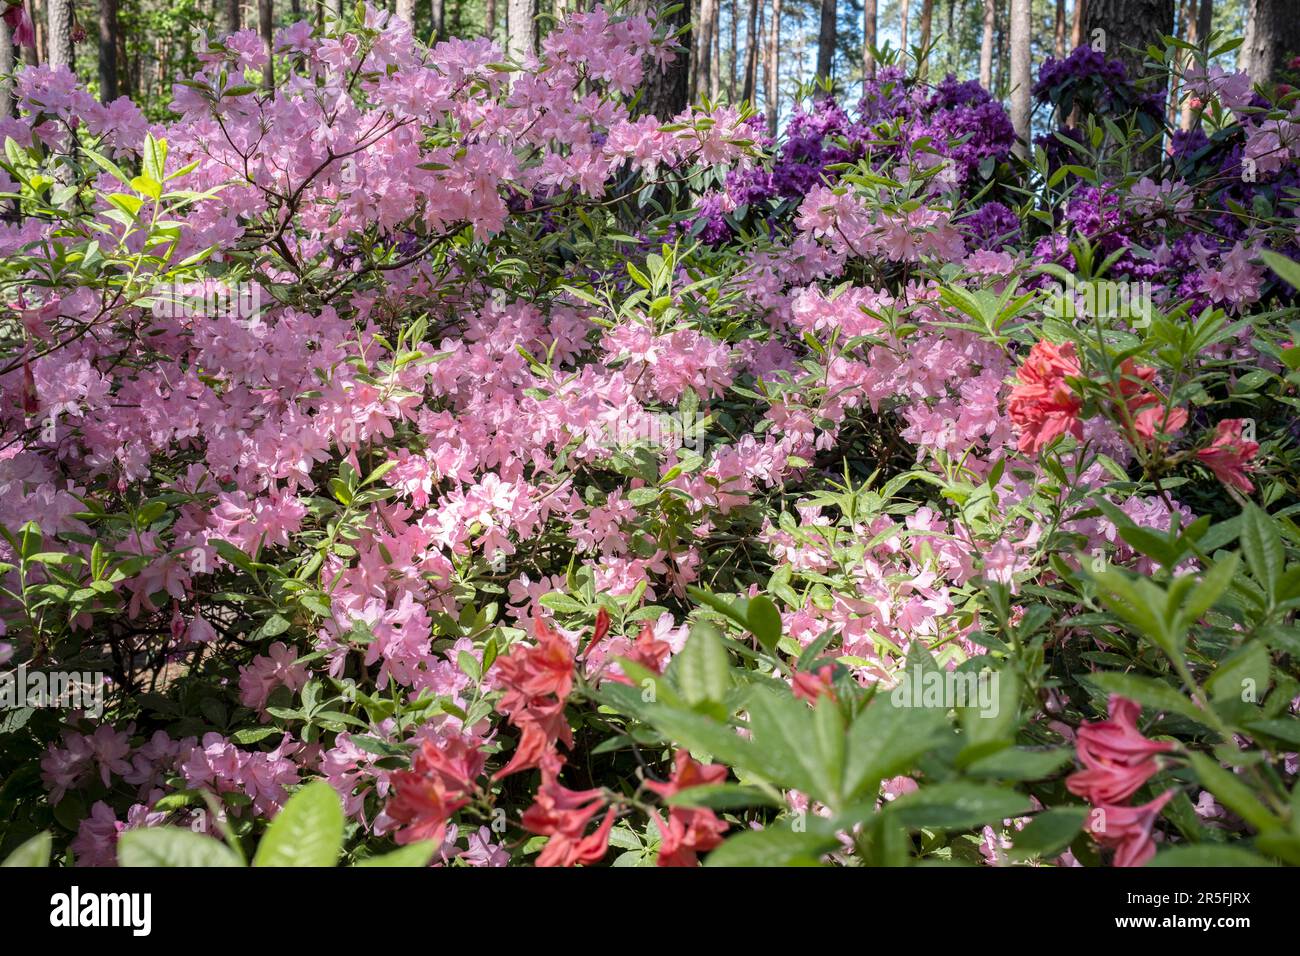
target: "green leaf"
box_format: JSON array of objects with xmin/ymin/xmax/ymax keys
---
[
  {"xmin": 1240, "ymin": 504, "xmax": 1285, "ymax": 602},
  {"xmin": 1084, "ymin": 672, "xmax": 1214, "ymax": 730},
  {"xmin": 1262, "ymin": 249, "xmax": 1300, "ymax": 292},
  {"xmin": 745, "ymin": 595, "xmax": 783, "ymax": 653},
  {"xmin": 672, "ymin": 622, "xmax": 731, "ymax": 714},
  {"xmin": 1204, "ymin": 642, "xmax": 1271, "ymax": 704},
  {"xmin": 1010, "ymin": 806, "xmax": 1089, "ymax": 860},
  {"xmin": 843, "ymin": 689, "xmax": 950, "ymax": 802},
  {"xmin": 703, "ymin": 825, "xmax": 838, "ymax": 867},
  {"xmin": 966, "ymin": 747, "xmax": 1074, "ymax": 781},
  {"xmin": 1186, "ymin": 752, "xmax": 1283, "ymax": 834},
  {"xmin": 745, "ymin": 685, "xmax": 839, "ymax": 806},
  {"xmin": 353, "ymin": 841, "xmax": 438, "ymax": 867},
  {"xmin": 252, "ymin": 780, "xmax": 345, "ymax": 867},
  {"xmin": 1147, "ymin": 845, "xmax": 1274, "ymax": 867},
  {"xmin": 1, "ymin": 831, "xmax": 52, "ymax": 867},
  {"xmin": 117, "ymin": 828, "xmax": 243, "ymax": 867},
  {"xmin": 889, "ymin": 782, "xmax": 1032, "ymax": 830}
]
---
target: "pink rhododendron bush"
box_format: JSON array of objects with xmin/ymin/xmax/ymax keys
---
[{"xmin": 4, "ymin": 6, "xmax": 1300, "ymax": 869}]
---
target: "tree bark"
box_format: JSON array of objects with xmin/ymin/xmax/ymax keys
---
[
  {"xmin": 765, "ymin": 0, "xmax": 780, "ymax": 133},
  {"xmin": 0, "ymin": 18, "xmax": 12, "ymax": 117},
  {"xmin": 1054, "ymin": 0, "xmax": 1065, "ymax": 58},
  {"xmin": 917, "ymin": 0, "xmax": 932, "ymax": 76},
  {"xmin": 259, "ymin": 0, "xmax": 273, "ymax": 91},
  {"xmin": 862, "ymin": 0, "xmax": 875, "ymax": 76},
  {"xmin": 227, "ymin": 0, "xmax": 241, "ymax": 33},
  {"xmin": 1009, "ymin": 0, "xmax": 1030, "ymax": 156},
  {"xmin": 899, "ymin": 0, "xmax": 909, "ymax": 51},
  {"xmin": 815, "ymin": 0, "xmax": 834, "ymax": 82},
  {"xmin": 430, "ymin": 0, "xmax": 443, "ymax": 37},
  {"xmin": 1070, "ymin": 0, "xmax": 1086, "ymax": 49},
  {"xmin": 396, "ymin": 0, "xmax": 414, "ymax": 25},
  {"xmin": 979, "ymin": 0, "xmax": 994, "ymax": 89},
  {"xmin": 711, "ymin": 0, "xmax": 721, "ymax": 97},
  {"xmin": 98, "ymin": 0, "xmax": 118, "ymax": 101},
  {"xmin": 1196, "ymin": 0, "xmax": 1211, "ymax": 43},
  {"xmin": 630, "ymin": 0, "xmax": 689, "ymax": 117},
  {"xmin": 1085, "ymin": 0, "xmax": 1173, "ymax": 82},
  {"xmin": 741, "ymin": 0, "xmax": 759, "ymax": 101},
  {"xmin": 507, "ymin": 0, "xmax": 535, "ymax": 61},
  {"xmin": 485, "ymin": 0, "xmax": 496, "ymax": 41},
  {"xmin": 694, "ymin": 0, "xmax": 717, "ymax": 100},
  {"xmin": 46, "ymin": 0, "xmax": 72, "ymax": 69},
  {"xmin": 1240, "ymin": 0, "xmax": 1300, "ymax": 83}
]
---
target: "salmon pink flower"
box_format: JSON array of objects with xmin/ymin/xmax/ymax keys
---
[
  {"xmin": 520, "ymin": 753, "xmax": 617, "ymax": 867},
  {"xmin": 385, "ymin": 738, "xmax": 485, "ymax": 847},
  {"xmin": 1133, "ymin": 405, "xmax": 1188, "ymax": 443},
  {"xmin": 1008, "ymin": 340, "xmax": 1083, "ymax": 454},
  {"xmin": 1196, "ymin": 419, "xmax": 1259, "ymax": 493},
  {"xmin": 792, "ymin": 664, "xmax": 837, "ymax": 703},
  {"xmin": 1086, "ymin": 789, "xmax": 1175, "ymax": 867},
  {"xmin": 1066, "ymin": 695, "xmax": 1173, "ymax": 805},
  {"xmin": 645, "ymin": 750, "xmax": 730, "ymax": 866}
]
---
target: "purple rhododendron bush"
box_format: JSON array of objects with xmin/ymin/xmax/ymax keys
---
[{"xmin": 4, "ymin": 4, "xmax": 1300, "ymax": 870}]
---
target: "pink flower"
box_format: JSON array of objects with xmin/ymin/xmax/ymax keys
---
[
  {"xmin": 520, "ymin": 753, "xmax": 616, "ymax": 867},
  {"xmin": 1087, "ymin": 790, "xmax": 1175, "ymax": 867},
  {"xmin": 1133, "ymin": 405, "xmax": 1188, "ymax": 443},
  {"xmin": 1196, "ymin": 419, "xmax": 1259, "ymax": 493},
  {"xmin": 1008, "ymin": 340, "xmax": 1083, "ymax": 454},
  {"xmin": 2, "ymin": 4, "xmax": 34, "ymax": 49},
  {"xmin": 1066, "ymin": 695, "xmax": 1173, "ymax": 805}
]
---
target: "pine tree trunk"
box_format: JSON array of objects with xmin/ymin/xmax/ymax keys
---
[
  {"xmin": 741, "ymin": 0, "xmax": 759, "ymax": 101},
  {"xmin": 765, "ymin": 0, "xmax": 780, "ymax": 133},
  {"xmin": 1085, "ymin": 0, "xmax": 1173, "ymax": 81},
  {"xmin": 1054, "ymin": 0, "xmax": 1065, "ymax": 58},
  {"xmin": 431, "ymin": 0, "xmax": 444, "ymax": 38},
  {"xmin": 815, "ymin": 0, "xmax": 834, "ymax": 82},
  {"xmin": 259, "ymin": 0, "xmax": 273, "ymax": 91},
  {"xmin": 711, "ymin": 2, "xmax": 721, "ymax": 97},
  {"xmin": 485, "ymin": 0, "xmax": 496, "ymax": 42},
  {"xmin": 1240, "ymin": 0, "xmax": 1300, "ymax": 83},
  {"xmin": 46, "ymin": 0, "xmax": 72, "ymax": 69},
  {"xmin": 396, "ymin": 0, "xmax": 414, "ymax": 25},
  {"xmin": 1071, "ymin": 0, "xmax": 1086, "ymax": 48},
  {"xmin": 507, "ymin": 0, "xmax": 535, "ymax": 61},
  {"xmin": 628, "ymin": 0, "xmax": 689, "ymax": 117},
  {"xmin": 979, "ymin": 0, "xmax": 994, "ymax": 88},
  {"xmin": 227, "ymin": 0, "xmax": 241, "ymax": 33},
  {"xmin": 899, "ymin": 0, "xmax": 909, "ymax": 50},
  {"xmin": 695, "ymin": 0, "xmax": 717, "ymax": 101},
  {"xmin": 98, "ymin": 0, "xmax": 118, "ymax": 101},
  {"xmin": 1196, "ymin": 0, "xmax": 1211, "ymax": 42},
  {"xmin": 917, "ymin": 0, "xmax": 932, "ymax": 76},
  {"xmin": 1009, "ymin": 0, "xmax": 1031, "ymax": 156},
  {"xmin": 0, "ymin": 18, "xmax": 12, "ymax": 117},
  {"xmin": 862, "ymin": 0, "xmax": 875, "ymax": 76}
]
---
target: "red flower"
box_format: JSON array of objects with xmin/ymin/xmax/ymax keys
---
[
  {"xmin": 520, "ymin": 753, "xmax": 616, "ymax": 867},
  {"xmin": 493, "ymin": 616, "xmax": 579, "ymax": 779},
  {"xmin": 1066, "ymin": 695, "xmax": 1173, "ymax": 806},
  {"xmin": 608, "ymin": 622, "xmax": 672, "ymax": 684},
  {"xmin": 792, "ymin": 664, "xmax": 837, "ymax": 704},
  {"xmin": 1133, "ymin": 405, "xmax": 1188, "ymax": 443},
  {"xmin": 646, "ymin": 751, "xmax": 730, "ymax": 867},
  {"xmin": 1087, "ymin": 790, "xmax": 1175, "ymax": 868},
  {"xmin": 1196, "ymin": 419, "xmax": 1259, "ymax": 493},
  {"xmin": 385, "ymin": 738, "xmax": 484, "ymax": 846},
  {"xmin": 1008, "ymin": 340, "xmax": 1084, "ymax": 454}
]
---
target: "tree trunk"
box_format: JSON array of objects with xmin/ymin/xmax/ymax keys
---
[
  {"xmin": 0, "ymin": 18, "xmax": 12, "ymax": 117},
  {"xmin": 711, "ymin": 1, "xmax": 721, "ymax": 97},
  {"xmin": 765, "ymin": 0, "xmax": 780, "ymax": 133},
  {"xmin": 899, "ymin": 0, "xmax": 909, "ymax": 51},
  {"xmin": 396, "ymin": 0, "xmax": 414, "ymax": 25},
  {"xmin": 290, "ymin": 0, "xmax": 300, "ymax": 16},
  {"xmin": 917, "ymin": 0, "xmax": 932, "ymax": 76},
  {"xmin": 694, "ymin": 0, "xmax": 717, "ymax": 100},
  {"xmin": 979, "ymin": 0, "xmax": 994, "ymax": 88},
  {"xmin": 430, "ymin": 0, "xmax": 444, "ymax": 37},
  {"xmin": 629, "ymin": 0, "xmax": 689, "ymax": 117},
  {"xmin": 1085, "ymin": 0, "xmax": 1173, "ymax": 81},
  {"xmin": 863, "ymin": 0, "xmax": 875, "ymax": 76},
  {"xmin": 1196, "ymin": 0, "xmax": 1211, "ymax": 42},
  {"xmin": 485, "ymin": 0, "xmax": 496, "ymax": 41},
  {"xmin": 1071, "ymin": 0, "xmax": 1086, "ymax": 48},
  {"xmin": 227, "ymin": 0, "xmax": 241, "ymax": 33},
  {"xmin": 815, "ymin": 0, "xmax": 834, "ymax": 81},
  {"xmin": 507, "ymin": 0, "xmax": 535, "ymax": 61},
  {"xmin": 259, "ymin": 0, "xmax": 273, "ymax": 91},
  {"xmin": 46, "ymin": 0, "xmax": 72, "ymax": 69},
  {"xmin": 98, "ymin": 0, "xmax": 118, "ymax": 101},
  {"xmin": 1240, "ymin": 0, "xmax": 1300, "ymax": 83},
  {"xmin": 1009, "ymin": 0, "xmax": 1031, "ymax": 156},
  {"xmin": 1054, "ymin": 0, "xmax": 1065, "ymax": 58},
  {"xmin": 741, "ymin": 0, "xmax": 759, "ymax": 101}
]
